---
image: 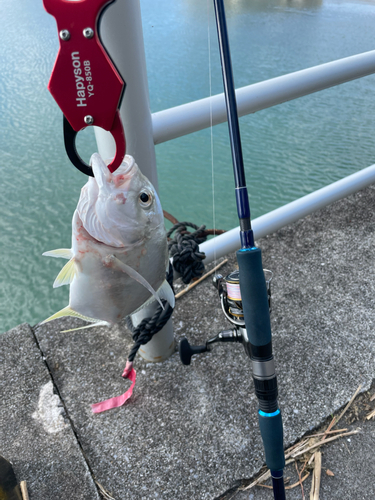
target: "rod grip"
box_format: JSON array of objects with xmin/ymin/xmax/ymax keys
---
[
  {"xmin": 258, "ymin": 410, "xmax": 285, "ymax": 472},
  {"xmin": 236, "ymin": 247, "xmax": 271, "ymax": 348}
]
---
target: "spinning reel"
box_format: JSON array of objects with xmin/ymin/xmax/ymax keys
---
[{"xmin": 179, "ymin": 268, "xmax": 272, "ymax": 365}]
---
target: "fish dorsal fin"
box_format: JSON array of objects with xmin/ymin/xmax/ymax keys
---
[
  {"xmin": 157, "ymin": 280, "xmax": 175, "ymax": 309},
  {"xmin": 53, "ymin": 258, "xmax": 76, "ymax": 288},
  {"xmin": 107, "ymin": 255, "xmax": 164, "ymax": 310},
  {"xmin": 40, "ymin": 306, "xmax": 102, "ymax": 325},
  {"xmin": 43, "ymin": 249, "xmax": 73, "ymax": 259}
]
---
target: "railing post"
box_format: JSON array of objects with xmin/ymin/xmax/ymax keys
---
[{"xmin": 94, "ymin": 0, "xmax": 174, "ymax": 363}]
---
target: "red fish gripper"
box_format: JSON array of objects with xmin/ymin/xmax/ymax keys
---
[{"xmin": 43, "ymin": 0, "xmax": 126, "ymax": 175}]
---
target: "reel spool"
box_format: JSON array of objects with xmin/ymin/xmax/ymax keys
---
[
  {"xmin": 214, "ymin": 269, "xmax": 272, "ymax": 327},
  {"xmin": 223, "ymin": 270, "xmax": 245, "ymax": 324}
]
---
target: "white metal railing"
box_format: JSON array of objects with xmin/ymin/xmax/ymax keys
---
[
  {"xmin": 152, "ymin": 50, "xmax": 375, "ymax": 144},
  {"xmin": 199, "ymin": 164, "xmax": 375, "ymax": 263},
  {"xmin": 151, "ymin": 49, "xmax": 375, "ymax": 263}
]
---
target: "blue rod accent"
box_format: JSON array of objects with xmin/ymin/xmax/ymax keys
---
[
  {"xmin": 238, "ymin": 246, "xmax": 257, "ymax": 252},
  {"xmin": 259, "ymin": 409, "xmax": 281, "ymax": 418}
]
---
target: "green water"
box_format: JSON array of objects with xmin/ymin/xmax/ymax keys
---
[{"xmin": 1, "ymin": 0, "xmax": 375, "ymax": 332}]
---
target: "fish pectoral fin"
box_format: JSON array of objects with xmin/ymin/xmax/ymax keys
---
[
  {"xmin": 43, "ymin": 248, "xmax": 73, "ymax": 259},
  {"xmin": 53, "ymin": 258, "xmax": 76, "ymax": 288},
  {"xmin": 40, "ymin": 306, "xmax": 105, "ymax": 326},
  {"xmin": 157, "ymin": 280, "xmax": 175, "ymax": 309},
  {"xmin": 106, "ymin": 255, "xmax": 164, "ymax": 310}
]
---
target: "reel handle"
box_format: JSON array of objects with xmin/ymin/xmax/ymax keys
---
[
  {"xmin": 179, "ymin": 339, "xmax": 208, "ymax": 366},
  {"xmin": 179, "ymin": 329, "xmax": 241, "ymax": 365}
]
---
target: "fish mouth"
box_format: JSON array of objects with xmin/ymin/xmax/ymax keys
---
[
  {"xmin": 106, "ymin": 155, "xmax": 135, "ymax": 188},
  {"xmin": 76, "ymin": 210, "xmax": 139, "ymax": 249},
  {"xmin": 106, "ymin": 155, "xmax": 134, "ymax": 175}
]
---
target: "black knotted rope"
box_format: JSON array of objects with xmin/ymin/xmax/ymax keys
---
[
  {"xmin": 126, "ymin": 262, "xmax": 174, "ymax": 362},
  {"xmin": 126, "ymin": 222, "xmax": 209, "ymax": 362},
  {"xmin": 167, "ymin": 221, "xmax": 206, "ymax": 284}
]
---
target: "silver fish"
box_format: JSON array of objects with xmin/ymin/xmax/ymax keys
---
[{"xmin": 42, "ymin": 153, "xmax": 174, "ymax": 328}]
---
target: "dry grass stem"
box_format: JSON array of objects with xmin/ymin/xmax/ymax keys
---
[
  {"xmin": 20, "ymin": 481, "xmax": 29, "ymax": 500},
  {"xmin": 309, "ymin": 451, "xmax": 322, "ymax": 500},
  {"xmin": 242, "ymin": 459, "xmax": 295, "ymax": 491},
  {"xmin": 295, "ymin": 460, "xmax": 306, "ymax": 500},
  {"xmin": 286, "ymin": 439, "xmax": 308, "ymax": 453},
  {"xmin": 286, "ymin": 473, "xmax": 310, "ymax": 491},
  {"xmin": 370, "ymin": 393, "xmax": 375, "ymax": 402},
  {"xmin": 284, "ymin": 439, "xmax": 309, "ymax": 459},
  {"xmin": 322, "ymin": 416, "xmax": 336, "ymax": 440},
  {"xmin": 291, "ymin": 429, "xmax": 360, "ymax": 459},
  {"xmin": 366, "ymin": 408, "xmax": 375, "ymax": 420},
  {"xmin": 257, "ymin": 473, "xmax": 310, "ymax": 491},
  {"xmin": 95, "ymin": 481, "xmax": 116, "ymax": 500},
  {"xmin": 175, "ymin": 259, "xmax": 228, "ymax": 299},
  {"xmin": 242, "ymin": 468, "xmax": 271, "ymax": 491},
  {"xmin": 306, "ymin": 428, "xmax": 348, "ymax": 438},
  {"xmin": 320, "ymin": 386, "xmax": 361, "ymax": 442},
  {"xmin": 333, "ymin": 384, "xmax": 362, "ymax": 429},
  {"xmin": 308, "ymin": 453, "xmax": 315, "ymax": 466},
  {"xmin": 257, "ymin": 483, "xmax": 274, "ymax": 489}
]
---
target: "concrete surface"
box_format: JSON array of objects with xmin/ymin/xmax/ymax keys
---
[
  {"xmin": 0, "ymin": 324, "xmax": 100, "ymax": 500},
  {"xmin": 1, "ymin": 184, "xmax": 375, "ymax": 499}
]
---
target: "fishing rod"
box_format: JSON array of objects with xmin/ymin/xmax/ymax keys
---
[
  {"xmin": 212, "ymin": 1, "xmax": 286, "ymax": 496},
  {"xmin": 180, "ymin": 1, "xmax": 286, "ymax": 497}
]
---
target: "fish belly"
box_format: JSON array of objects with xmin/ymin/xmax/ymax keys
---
[{"xmin": 69, "ymin": 242, "xmax": 168, "ymax": 324}]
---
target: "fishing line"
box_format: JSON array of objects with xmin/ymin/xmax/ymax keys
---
[{"xmin": 207, "ymin": 0, "xmax": 217, "ymax": 266}]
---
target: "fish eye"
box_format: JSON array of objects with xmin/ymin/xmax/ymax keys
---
[{"xmin": 139, "ymin": 190, "xmax": 153, "ymax": 208}]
